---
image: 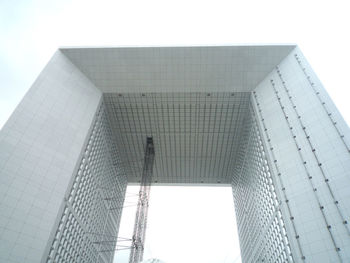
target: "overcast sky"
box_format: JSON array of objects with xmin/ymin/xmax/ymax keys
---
[
  {"xmin": 1, "ymin": 0, "xmax": 350, "ymax": 262},
  {"xmin": 114, "ymin": 186, "xmax": 240, "ymax": 263},
  {"xmin": 1, "ymin": 0, "xmax": 350, "ymax": 129}
]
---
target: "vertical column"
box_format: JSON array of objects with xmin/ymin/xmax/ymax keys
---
[
  {"xmin": 0, "ymin": 51, "xmax": 102, "ymax": 263},
  {"xmin": 253, "ymin": 47, "xmax": 350, "ymax": 262}
]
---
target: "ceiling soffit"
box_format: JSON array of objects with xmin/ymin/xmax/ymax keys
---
[
  {"xmin": 104, "ymin": 92, "xmax": 250, "ymax": 184},
  {"xmin": 59, "ymin": 46, "xmax": 296, "ymax": 184},
  {"xmin": 61, "ymin": 45, "xmax": 295, "ymax": 93}
]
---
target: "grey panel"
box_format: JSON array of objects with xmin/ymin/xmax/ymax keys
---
[{"xmin": 61, "ymin": 45, "xmax": 295, "ymax": 93}]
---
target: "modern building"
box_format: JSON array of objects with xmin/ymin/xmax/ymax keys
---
[{"xmin": 0, "ymin": 45, "xmax": 349, "ymax": 263}]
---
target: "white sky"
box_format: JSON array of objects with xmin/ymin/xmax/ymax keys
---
[
  {"xmin": 114, "ymin": 186, "xmax": 241, "ymax": 263},
  {"xmin": 1, "ymin": 0, "xmax": 350, "ymax": 129},
  {"xmin": 1, "ymin": 1, "xmax": 350, "ymax": 262}
]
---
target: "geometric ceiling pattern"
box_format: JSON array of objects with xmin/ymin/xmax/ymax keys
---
[
  {"xmin": 104, "ymin": 92, "xmax": 250, "ymax": 184},
  {"xmin": 61, "ymin": 45, "xmax": 296, "ymax": 184}
]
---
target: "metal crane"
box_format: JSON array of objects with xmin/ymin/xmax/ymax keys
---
[{"xmin": 129, "ymin": 137, "xmax": 155, "ymax": 263}]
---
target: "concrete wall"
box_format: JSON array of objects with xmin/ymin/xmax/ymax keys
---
[
  {"xmin": 252, "ymin": 47, "xmax": 350, "ymax": 262},
  {"xmin": 0, "ymin": 51, "xmax": 102, "ymax": 262}
]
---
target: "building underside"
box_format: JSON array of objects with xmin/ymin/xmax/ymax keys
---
[{"xmin": 1, "ymin": 45, "xmax": 350, "ymax": 263}]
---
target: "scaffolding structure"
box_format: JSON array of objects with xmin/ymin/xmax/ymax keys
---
[{"xmin": 129, "ymin": 137, "xmax": 155, "ymax": 263}]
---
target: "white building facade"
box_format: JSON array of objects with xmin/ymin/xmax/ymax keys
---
[{"xmin": 0, "ymin": 45, "xmax": 349, "ymax": 262}]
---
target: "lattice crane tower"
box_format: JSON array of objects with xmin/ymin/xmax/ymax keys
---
[{"xmin": 129, "ymin": 137, "xmax": 155, "ymax": 263}]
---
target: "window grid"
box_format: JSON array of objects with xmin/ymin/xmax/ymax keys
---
[
  {"xmin": 46, "ymin": 103, "xmax": 127, "ymax": 263},
  {"xmin": 232, "ymin": 104, "xmax": 292, "ymax": 263},
  {"xmin": 104, "ymin": 92, "xmax": 250, "ymax": 184}
]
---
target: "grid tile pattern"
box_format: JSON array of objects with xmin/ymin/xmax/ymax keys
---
[
  {"xmin": 104, "ymin": 92, "xmax": 250, "ymax": 184},
  {"xmin": 232, "ymin": 104, "xmax": 292, "ymax": 263},
  {"xmin": 253, "ymin": 47, "xmax": 350, "ymax": 261},
  {"xmin": 46, "ymin": 103, "xmax": 127, "ymax": 263},
  {"xmin": 2, "ymin": 46, "xmax": 350, "ymax": 263},
  {"xmin": 61, "ymin": 46, "xmax": 295, "ymax": 93},
  {"xmin": 0, "ymin": 51, "xmax": 102, "ymax": 263}
]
